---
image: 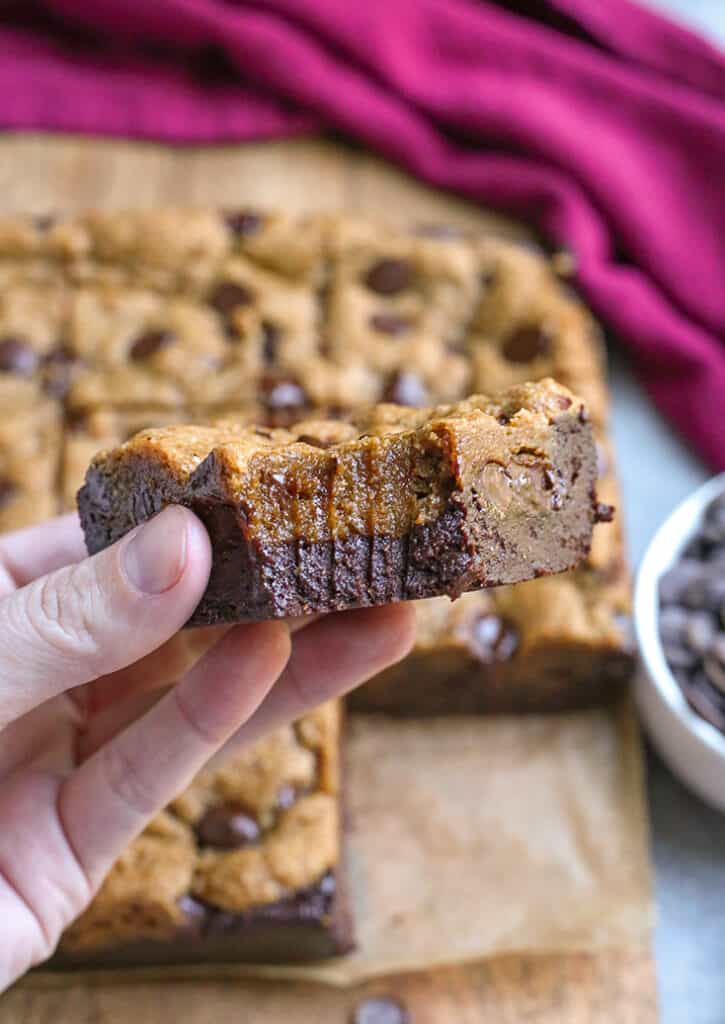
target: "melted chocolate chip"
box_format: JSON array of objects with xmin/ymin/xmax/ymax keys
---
[
  {"xmin": 276, "ymin": 783, "xmax": 298, "ymax": 810},
  {"xmin": 0, "ymin": 337, "xmax": 38, "ymax": 376},
  {"xmin": 0, "ymin": 478, "xmax": 17, "ymax": 508},
  {"xmin": 34, "ymin": 214, "xmax": 55, "ymax": 232},
  {"xmin": 502, "ymin": 324, "xmax": 553, "ymax": 363},
  {"xmin": 480, "ymin": 266, "xmax": 497, "ymax": 289},
  {"xmin": 177, "ymin": 894, "xmax": 208, "ymax": 933},
  {"xmin": 261, "ymin": 321, "xmax": 280, "ymax": 364},
  {"xmin": 261, "ymin": 376, "xmax": 308, "ymax": 413},
  {"xmin": 351, "ymin": 996, "xmax": 409, "ymax": 1024},
  {"xmin": 363, "ymin": 259, "xmax": 413, "ymax": 295},
  {"xmin": 383, "ymin": 371, "xmax": 429, "ymax": 407},
  {"xmin": 469, "ymin": 614, "xmax": 519, "ymax": 664},
  {"xmin": 43, "ymin": 346, "xmax": 79, "ymax": 398},
  {"xmin": 209, "ymin": 281, "xmax": 254, "ymax": 317},
  {"xmin": 595, "ymin": 502, "xmax": 615, "ymax": 523},
  {"xmin": 197, "ymin": 804, "xmax": 260, "ymax": 849},
  {"xmin": 224, "ymin": 209, "xmax": 262, "ymax": 237},
  {"xmin": 369, "ymin": 313, "xmax": 411, "ymax": 337},
  {"xmin": 129, "ymin": 329, "xmax": 176, "ymax": 362}
]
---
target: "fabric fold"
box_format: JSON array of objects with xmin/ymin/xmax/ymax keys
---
[{"xmin": 1, "ymin": 0, "xmax": 723, "ymax": 468}]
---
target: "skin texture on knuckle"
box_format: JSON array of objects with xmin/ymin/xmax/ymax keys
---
[{"xmin": 24, "ymin": 562, "xmax": 107, "ymax": 673}]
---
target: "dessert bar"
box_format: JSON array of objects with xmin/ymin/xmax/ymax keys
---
[
  {"xmin": 53, "ymin": 702, "xmax": 352, "ymax": 966},
  {"xmin": 78, "ymin": 381, "xmax": 606, "ymax": 625}
]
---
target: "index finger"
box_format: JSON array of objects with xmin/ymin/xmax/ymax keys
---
[{"xmin": 0, "ymin": 515, "xmax": 86, "ymax": 589}]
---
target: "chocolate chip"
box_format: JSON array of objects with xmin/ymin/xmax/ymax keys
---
[
  {"xmin": 261, "ymin": 321, "xmax": 279, "ymax": 364},
  {"xmin": 369, "ymin": 313, "xmax": 411, "ymax": 337},
  {"xmin": 704, "ymin": 653, "xmax": 725, "ymax": 697},
  {"xmin": 261, "ymin": 376, "xmax": 308, "ymax": 413},
  {"xmin": 595, "ymin": 502, "xmax": 615, "ymax": 523},
  {"xmin": 177, "ymin": 894, "xmax": 208, "ymax": 933},
  {"xmin": 43, "ymin": 346, "xmax": 78, "ymax": 398},
  {"xmin": 480, "ymin": 266, "xmax": 497, "ymax": 289},
  {"xmin": 659, "ymin": 560, "xmax": 702, "ymax": 605},
  {"xmin": 276, "ymin": 784, "xmax": 298, "ymax": 810},
  {"xmin": 702, "ymin": 493, "xmax": 725, "ymax": 545},
  {"xmin": 319, "ymin": 871, "xmax": 336, "ymax": 895},
  {"xmin": 0, "ymin": 336, "xmax": 38, "ymax": 376},
  {"xmin": 542, "ymin": 468, "xmax": 556, "ymax": 490},
  {"xmin": 197, "ymin": 804, "xmax": 260, "ymax": 849},
  {"xmin": 209, "ymin": 281, "xmax": 254, "ymax": 317},
  {"xmin": 34, "ymin": 214, "xmax": 55, "ymax": 232},
  {"xmin": 681, "ymin": 672, "xmax": 725, "ymax": 732},
  {"xmin": 224, "ymin": 209, "xmax": 262, "ymax": 237},
  {"xmin": 663, "ymin": 643, "xmax": 699, "ymax": 670},
  {"xmin": 550, "ymin": 491, "xmax": 564, "ymax": 511},
  {"xmin": 685, "ymin": 612, "xmax": 717, "ymax": 657},
  {"xmin": 502, "ymin": 324, "xmax": 553, "ymax": 363},
  {"xmin": 363, "ymin": 259, "xmax": 413, "ymax": 295},
  {"xmin": 129, "ymin": 329, "xmax": 176, "ymax": 362},
  {"xmin": 659, "ymin": 605, "xmax": 689, "ymax": 647},
  {"xmin": 469, "ymin": 614, "xmax": 519, "ymax": 664},
  {"xmin": 351, "ymin": 996, "xmax": 409, "ymax": 1024},
  {"xmin": 0, "ymin": 478, "xmax": 16, "ymax": 508},
  {"xmin": 704, "ymin": 635, "xmax": 725, "ymax": 696},
  {"xmin": 383, "ymin": 371, "xmax": 429, "ymax": 407},
  {"xmin": 681, "ymin": 569, "xmax": 725, "ymax": 611}
]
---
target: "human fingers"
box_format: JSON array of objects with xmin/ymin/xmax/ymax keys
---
[
  {"xmin": 0, "ymin": 514, "xmax": 85, "ymax": 597},
  {"xmin": 221, "ymin": 603, "xmax": 416, "ymax": 751},
  {"xmin": 0, "ymin": 506, "xmax": 210, "ymax": 729},
  {"xmin": 58, "ymin": 621, "xmax": 290, "ymax": 886}
]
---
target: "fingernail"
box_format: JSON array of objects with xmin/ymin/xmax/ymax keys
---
[{"xmin": 121, "ymin": 507, "xmax": 188, "ymax": 595}]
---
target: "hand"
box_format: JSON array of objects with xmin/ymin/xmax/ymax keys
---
[{"xmin": 0, "ymin": 507, "xmax": 414, "ymax": 989}]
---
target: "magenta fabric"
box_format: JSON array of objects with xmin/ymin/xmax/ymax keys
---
[{"xmin": 1, "ymin": 1, "xmax": 724, "ymax": 469}]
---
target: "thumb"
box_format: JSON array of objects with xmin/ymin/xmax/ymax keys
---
[{"xmin": 0, "ymin": 506, "xmax": 211, "ymax": 728}]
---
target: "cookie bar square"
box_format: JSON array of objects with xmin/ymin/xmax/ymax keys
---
[
  {"xmin": 0, "ymin": 383, "xmax": 61, "ymax": 531},
  {"xmin": 54, "ymin": 702, "xmax": 352, "ymax": 966},
  {"xmin": 321, "ymin": 216, "xmax": 481, "ymax": 409},
  {"xmin": 78, "ymin": 380, "xmax": 606, "ymax": 626},
  {"xmin": 466, "ymin": 237, "xmax": 609, "ymax": 426}
]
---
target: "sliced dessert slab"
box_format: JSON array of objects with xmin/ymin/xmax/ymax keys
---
[
  {"xmin": 54, "ymin": 702, "xmax": 352, "ymax": 966},
  {"xmin": 78, "ymin": 379, "xmax": 608, "ymax": 626}
]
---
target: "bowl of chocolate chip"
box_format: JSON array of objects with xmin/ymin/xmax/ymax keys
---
[{"xmin": 635, "ymin": 473, "xmax": 725, "ymax": 812}]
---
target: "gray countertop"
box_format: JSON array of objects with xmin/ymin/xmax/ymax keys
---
[
  {"xmin": 610, "ymin": 354, "xmax": 723, "ymax": 1024},
  {"xmin": 611, "ymin": 5, "xmax": 724, "ymax": 1022}
]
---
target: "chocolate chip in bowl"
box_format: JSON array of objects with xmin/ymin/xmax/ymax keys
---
[{"xmin": 635, "ymin": 473, "xmax": 725, "ymax": 812}]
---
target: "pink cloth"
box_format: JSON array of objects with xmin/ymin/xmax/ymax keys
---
[{"xmin": 2, "ymin": 0, "xmax": 724, "ymax": 469}]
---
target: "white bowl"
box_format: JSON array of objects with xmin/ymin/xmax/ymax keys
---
[{"xmin": 634, "ymin": 472, "xmax": 725, "ymax": 812}]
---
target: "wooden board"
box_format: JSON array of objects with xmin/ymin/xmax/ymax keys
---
[{"xmin": 0, "ymin": 135, "xmax": 657, "ymax": 1023}]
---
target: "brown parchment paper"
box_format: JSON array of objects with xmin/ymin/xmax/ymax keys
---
[{"xmin": 28, "ymin": 697, "xmax": 652, "ymax": 989}]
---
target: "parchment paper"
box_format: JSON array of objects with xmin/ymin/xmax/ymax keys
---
[{"xmin": 29, "ymin": 698, "xmax": 653, "ymax": 988}]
